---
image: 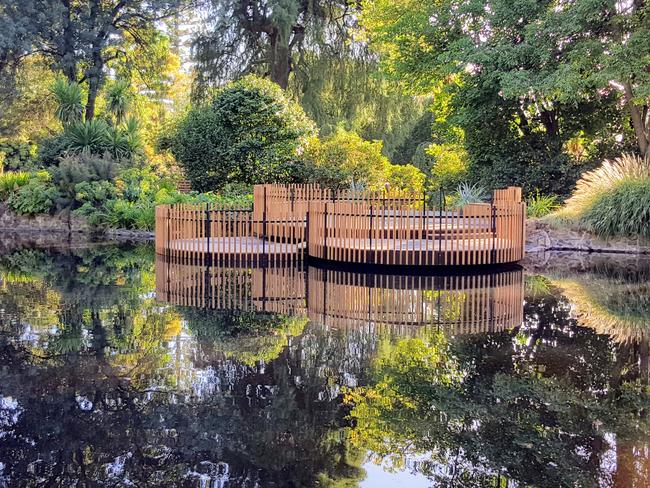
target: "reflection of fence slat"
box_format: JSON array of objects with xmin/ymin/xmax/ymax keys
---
[
  {"xmin": 156, "ymin": 185, "xmax": 525, "ymax": 267},
  {"xmin": 156, "ymin": 258, "xmax": 307, "ymax": 315},
  {"xmin": 306, "ymin": 268, "xmax": 524, "ymax": 335},
  {"xmin": 155, "ymin": 257, "xmax": 524, "ymax": 335}
]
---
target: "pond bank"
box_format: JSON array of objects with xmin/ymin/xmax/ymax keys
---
[
  {"xmin": 0, "ymin": 204, "xmax": 154, "ymax": 246},
  {"xmin": 524, "ymin": 219, "xmax": 650, "ymax": 270},
  {"xmin": 2, "ymin": 208, "xmax": 649, "ymax": 266}
]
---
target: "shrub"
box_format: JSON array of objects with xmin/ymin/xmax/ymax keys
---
[
  {"xmin": 526, "ymin": 191, "xmax": 560, "ymax": 218},
  {"xmin": 301, "ymin": 130, "xmax": 390, "ymax": 190},
  {"xmin": 0, "ymin": 171, "xmax": 32, "ymax": 199},
  {"xmin": 63, "ymin": 119, "xmax": 112, "ymax": 155},
  {"xmin": 386, "ymin": 163, "xmax": 426, "ymax": 195},
  {"xmin": 39, "ymin": 120, "xmax": 143, "ymax": 165},
  {"xmin": 169, "ymin": 75, "xmax": 315, "ymax": 192},
  {"xmin": 0, "ymin": 141, "xmax": 39, "ymax": 171},
  {"xmin": 581, "ymin": 178, "xmax": 650, "ymax": 238},
  {"xmin": 7, "ymin": 178, "xmax": 59, "ymax": 215},
  {"xmin": 301, "ymin": 130, "xmax": 426, "ymax": 193}
]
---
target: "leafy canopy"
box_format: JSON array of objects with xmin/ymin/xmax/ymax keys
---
[{"xmin": 168, "ymin": 75, "xmax": 316, "ymax": 192}]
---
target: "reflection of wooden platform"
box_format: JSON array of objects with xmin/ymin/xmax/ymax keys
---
[
  {"xmin": 307, "ymin": 267, "xmax": 524, "ymax": 335},
  {"xmin": 155, "ymin": 257, "xmax": 525, "ymax": 336}
]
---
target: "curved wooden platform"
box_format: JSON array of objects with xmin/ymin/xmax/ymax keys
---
[{"xmin": 155, "ymin": 184, "xmax": 525, "ymax": 268}]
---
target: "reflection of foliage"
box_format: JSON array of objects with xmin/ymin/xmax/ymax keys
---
[
  {"xmin": 346, "ymin": 331, "xmax": 463, "ymax": 467},
  {"xmin": 346, "ymin": 294, "xmax": 650, "ymax": 486},
  {"xmin": 524, "ymin": 275, "xmax": 554, "ymax": 300},
  {"xmin": 552, "ymin": 266, "xmax": 650, "ymax": 343},
  {"xmin": 181, "ymin": 308, "xmax": 308, "ymax": 365},
  {"xmin": 422, "ymin": 289, "xmax": 466, "ymax": 323},
  {"xmin": 0, "ymin": 244, "xmax": 179, "ymax": 389}
]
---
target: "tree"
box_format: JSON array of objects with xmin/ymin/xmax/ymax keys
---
[
  {"xmin": 193, "ymin": 0, "xmax": 356, "ymax": 90},
  {"xmin": 0, "ymin": 56, "xmax": 58, "ymax": 142},
  {"xmin": 168, "ymin": 75, "xmax": 316, "ymax": 191},
  {"xmin": 0, "ymin": 0, "xmax": 184, "ymax": 120},
  {"xmin": 361, "ymin": 0, "xmax": 645, "ymax": 190}
]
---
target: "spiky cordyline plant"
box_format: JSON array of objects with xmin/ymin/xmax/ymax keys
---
[{"xmin": 51, "ymin": 78, "xmax": 84, "ymax": 127}]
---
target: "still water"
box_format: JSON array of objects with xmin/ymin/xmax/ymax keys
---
[{"xmin": 0, "ymin": 242, "xmax": 648, "ymax": 487}]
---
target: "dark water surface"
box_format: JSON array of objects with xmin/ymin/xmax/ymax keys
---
[{"xmin": 0, "ymin": 243, "xmax": 649, "ymax": 487}]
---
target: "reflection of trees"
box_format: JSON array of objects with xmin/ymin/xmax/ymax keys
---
[
  {"xmin": 0, "ymin": 325, "xmax": 366, "ymax": 486},
  {"xmin": 0, "ymin": 246, "xmax": 365, "ymax": 486},
  {"xmin": 182, "ymin": 308, "xmax": 308, "ymax": 366},
  {"xmin": 346, "ymin": 283, "xmax": 650, "ymax": 487},
  {"xmin": 0, "ymin": 245, "xmax": 179, "ymax": 387}
]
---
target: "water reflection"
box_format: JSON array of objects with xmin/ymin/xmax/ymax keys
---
[{"xmin": 0, "ymin": 244, "xmax": 648, "ymax": 487}]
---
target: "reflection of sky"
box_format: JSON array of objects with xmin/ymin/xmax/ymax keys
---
[{"xmin": 361, "ymin": 462, "xmax": 431, "ymax": 488}]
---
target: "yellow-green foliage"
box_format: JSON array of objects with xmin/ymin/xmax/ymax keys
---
[
  {"xmin": 303, "ymin": 129, "xmax": 426, "ymax": 193},
  {"xmin": 0, "ymin": 171, "xmax": 31, "ymax": 199},
  {"xmin": 426, "ymin": 142, "xmax": 468, "ymax": 191},
  {"xmin": 385, "ymin": 163, "xmax": 425, "ymax": 194}
]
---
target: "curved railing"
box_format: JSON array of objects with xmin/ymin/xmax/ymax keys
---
[
  {"xmin": 307, "ymin": 199, "xmax": 525, "ymax": 266},
  {"xmin": 156, "ymin": 184, "xmax": 525, "ymax": 267}
]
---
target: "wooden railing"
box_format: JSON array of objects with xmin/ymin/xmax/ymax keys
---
[
  {"xmin": 155, "ymin": 257, "xmax": 524, "ymax": 334},
  {"xmin": 155, "ymin": 204, "xmax": 306, "ymax": 266},
  {"xmin": 307, "ymin": 198, "xmax": 525, "ymax": 266},
  {"xmin": 156, "ymin": 184, "xmax": 525, "ymax": 267}
]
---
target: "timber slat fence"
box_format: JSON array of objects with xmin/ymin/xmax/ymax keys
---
[{"xmin": 156, "ymin": 184, "xmax": 525, "ymax": 267}]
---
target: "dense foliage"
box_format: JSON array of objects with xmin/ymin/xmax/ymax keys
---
[
  {"xmin": 168, "ymin": 76, "xmax": 315, "ymax": 192},
  {"xmin": 360, "ymin": 0, "xmax": 643, "ymax": 194}
]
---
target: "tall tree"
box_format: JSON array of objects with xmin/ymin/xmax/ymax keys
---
[
  {"xmin": 361, "ymin": 0, "xmax": 650, "ymax": 157},
  {"xmin": 0, "ymin": 0, "xmax": 184, "ymax": 120},
  {"xmin": 193, "ymin": 0, "xmax": 355, "ymax": 90}
]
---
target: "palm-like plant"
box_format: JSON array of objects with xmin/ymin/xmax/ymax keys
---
[
  {"xmin": 63, "ymin": 119, "xmax": 112, "ymax": 155},
  {"xmin": 51, "ymin": 78, "xmax": 84, "ymax": 127},
  {"xmin": 106, "ymin": 79, "xmax": 132, "ymax": 125},
  {"xmin": 454, "ymin": 182, "xmax": 488, "ymax": 207}
]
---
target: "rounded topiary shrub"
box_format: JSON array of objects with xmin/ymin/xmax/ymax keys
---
[
  {"xmin": 168, "ymin": 75, "xmax": 316, "ymax": 192},
  {"xmin": 582, "ymin": 178, "xmax": 650, "ymax": 238}
]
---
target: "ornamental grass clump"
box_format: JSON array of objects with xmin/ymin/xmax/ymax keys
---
[
  {"xmin": 582, "ymin": 178, "xmax": 650, "ymax": 238},
  {"xmin": 563, "ymin": 154, "xmax": 650, "ymax": 217},
  {"xmin": 546, "ymin": 154, "xmax": 650, "ymax": 238}
]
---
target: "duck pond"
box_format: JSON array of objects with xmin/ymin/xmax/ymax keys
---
[{"xmin": 0, "ymin": 241, "xmax": 648, "ymax": 487}]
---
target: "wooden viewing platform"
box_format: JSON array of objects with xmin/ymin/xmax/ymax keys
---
[{"xmin": 155, "ymin": 184, "xmax": 525, "ymax": 268}]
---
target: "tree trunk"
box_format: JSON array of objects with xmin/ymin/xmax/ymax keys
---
[
  {"xmin": 268, "ymin": 30, "xmax": 291, "ymax": 89},
  {"xmin": 623, "ymin": 81, "xmax": 649, "ymax": 157},
  {"xmin": 61, "ymin": 0, "xmax": 77, "ymax": 82},
  {"xmin": 85, "ymin": 72, "xmax": 100, "ymax": 121}
]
